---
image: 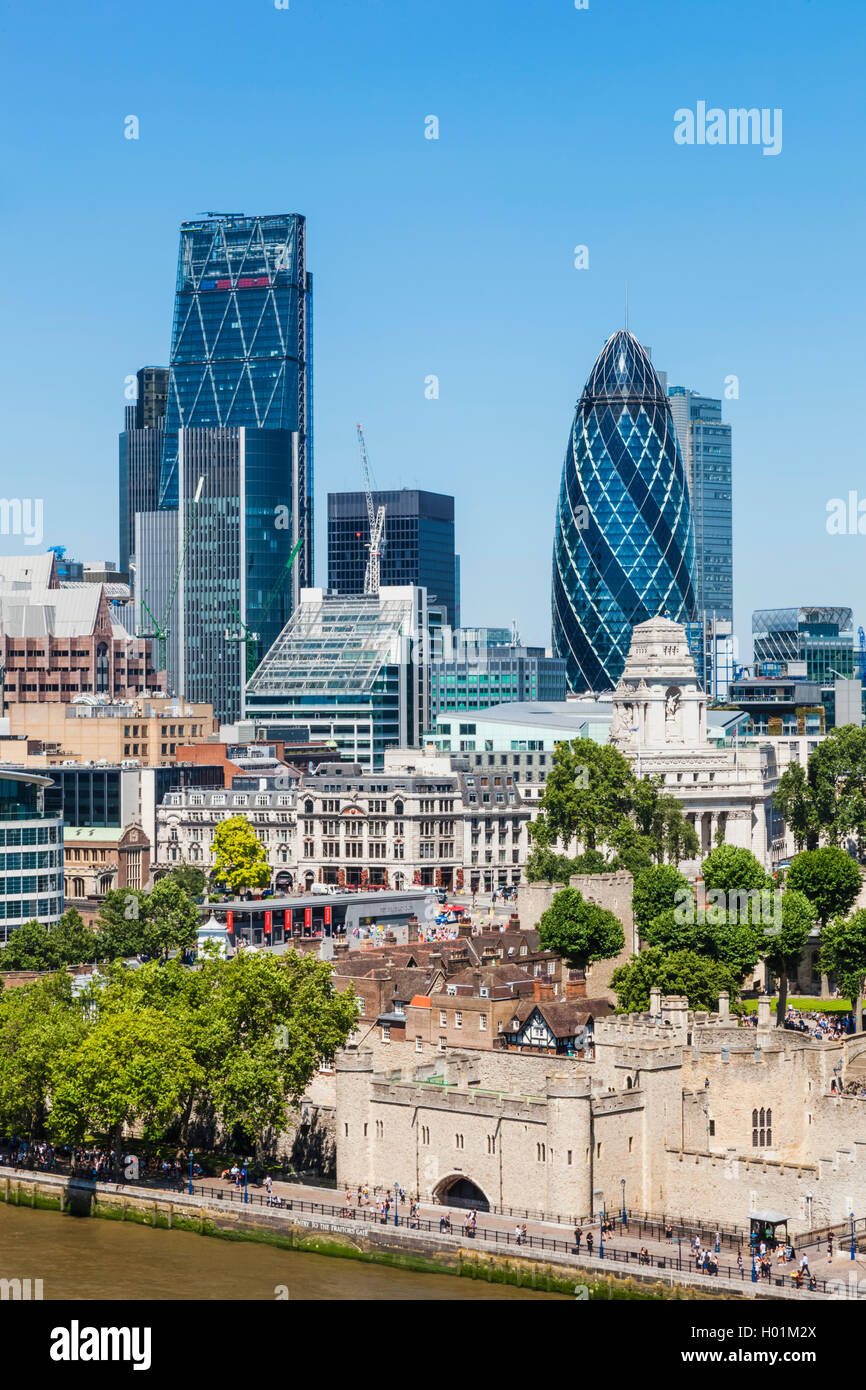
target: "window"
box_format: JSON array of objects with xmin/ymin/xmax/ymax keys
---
[
  {"xmin": 537, "ymin": 1143, "xmax": 546, "ymax": 1162},
  {"xmin": 439, "ymin": 1009, "xmax": 447, "ymax": 1026},
  {"xmin": 376, "ymin": 1120, "xmax": 384, "ymax": 1139},
  {"xmin": 752, "ymin": 1107, "xmax": 772, "ymax": 1147},
  {"xmin": 479, "ymin": 1014, "xmax": 487, "ymax": 1031},
  {"xmin": 421, "ymin": 1126, "xmax": 430, "ymax": 1144},
  {"xmin": 455, "ymin": 1011, "xmax": 463, "ymax": 1028},
  {"xmin": 438, "ymin": 1036, "xmax": 447, "ymax": 1052},
  {"xmin": 415, "ymin": 1036, "xmax": 423, "ymax": 1053},
  {"xmin": 487, "ymin": 1135, "xmax": 496, "ymax": 1154},
  {"xmin": 455, "ymin": 1133, "xmax": 464, "ymax": 1150},
  {"xmin": 381, "ymin": 1024, "xmax": 391, "ymax": 1043}
]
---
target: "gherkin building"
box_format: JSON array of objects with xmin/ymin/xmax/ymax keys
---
[{"xmin": 552, "ymin": 330, "xmax": 697, "ymax": 692}]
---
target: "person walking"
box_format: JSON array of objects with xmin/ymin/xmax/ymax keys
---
[
  {"xmin": 586, "ymin": 1231, "xmax": 594, "ymax": 1256},
  {"xmin": 574, "ymin": 1226, "xmax": 582, "ymax": 1253}
]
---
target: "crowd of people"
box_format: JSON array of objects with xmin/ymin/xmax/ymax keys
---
[{"xmin": 783, "ymin": 1007, "xmax": 856, "ymax": 1040}]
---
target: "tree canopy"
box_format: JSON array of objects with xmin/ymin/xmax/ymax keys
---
[
  {"xmin": 526, "ymin": 738, "xmax": 698, "ymax": 880},
  {"xmin": 819, "ymin": 910, "xmax": 866, "ymax": 1017},
  {"xmin": 700, "ymin": 845, "xmax": 771, "ymax": 895},
  {"xmin": 775, "ymin": 725, "xmax": 866, "ymax": 855},
  {"xmin": 211, "ymin": 815, "xmax": 271, "ymax": 895},
  {"xmin": 610, "ymin": 946, "xmax": 740, "ymax": 1014},
  {"xmin": 632, "ymin": 865, "xmax": 691, "ymax": 938},
  {"xmin": 0, "ymin": 910, "xmax": 99, "ymax": 972},
  {"xmin": 785, "ymin": 847, "xmax": 861, "ymax": 927},
  {"xmin": 536, "ymin": 886, "xmax": 625, "ymax": 971}
]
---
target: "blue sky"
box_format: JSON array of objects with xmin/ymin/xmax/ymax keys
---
[{"xmin": 2, "ymin": 0, "xmax": 864, "ymax": 655}]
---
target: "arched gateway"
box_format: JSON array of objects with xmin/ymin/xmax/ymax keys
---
[{"xmin": 433, "ymin": 1175, "xmax": 490, "ymax": 1211}]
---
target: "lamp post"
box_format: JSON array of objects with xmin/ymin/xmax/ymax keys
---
[
  {"xmin": 394, "ymin": 1181, "xmax": 399, "ymax": 1227},
  {"xmin": 599, "ymin": 1209, "xmax": 604, "ymax": 1259},
  {"xmin": 620, "ymin": 1178, "xmax": 626, "ymax": 1226},
  {"xmin": 243, "ymin": 1159, "xmax": 249, "ymax": 1205},
  {"xmin": 188, "ymin": 1150, "xmax": 194, "ymax": 1196},
  {"xmin": 851, "ymin": 1212, "xmax": 856, "ymax": 1262}
]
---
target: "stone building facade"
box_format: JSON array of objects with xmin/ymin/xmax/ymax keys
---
[
  {"xmin": 334, "ymin": 993, "xmax": 866, "ymax": 1233},
  {"xmin": 156, "ymin": 785, "xmax": 298, "ymax": 887}
]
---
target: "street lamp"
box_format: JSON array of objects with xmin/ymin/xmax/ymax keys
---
[
  {"xmin": 394, "ymin": 1182, "xmax": 399, "ymax": 1227},
  {"xmin": 243, "ymin": 1159, "xmax": 249, "ymax": 1205},
  {"xmin": 851, "ymin": 1211, "xmax": 856, "ymax": 1262},
  {"xmin": 188, "ymin": 1150, "xmax": 194, "ymax": 1196},
  {"xmin": 620, "ymin": 1178, "xmax": 626, "ymax": 1226}
]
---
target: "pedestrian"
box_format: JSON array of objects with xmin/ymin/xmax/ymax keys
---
[
  {"xmin": 665, "ymin": 1223, "xmax": 673, "ymax": 1245},
  {"xmin": 586, "ymin": 1231, "xmax": 594, "ymax": 1256},
  {"xmin": 265, "ymin": 1174, "xmax": 272, "ymax": 1197},
  {"xmin": 574, "ymin": 1226, "xmax": 582, "ymax": 1253},
  {"xmin": 800, "ymin": 1253, "xmax": 810, "ymax": 1274},
  {"xmin": 521, "ymin": 1223, "xmax": 527, "ymax": 1246}
]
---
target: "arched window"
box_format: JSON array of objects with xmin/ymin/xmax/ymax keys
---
[
  {"xmin": 394, "ymin": 799, "xmax": 404, "ymax": 816},
  {"xmin": 304, "ymin": 799, "xmax": 314, "ymax": 815}
]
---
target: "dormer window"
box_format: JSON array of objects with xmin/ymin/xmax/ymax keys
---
[
  {"xmin": 446, "ymin": 985, "xmax": 457, "ymax": 996},
  {"xmin": 479, "ymin": 987, "xmax": 489, "ymax": 997}
]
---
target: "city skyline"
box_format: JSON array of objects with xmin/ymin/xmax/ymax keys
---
[{"xmin": 3, "ymin": 0, "xmax": 864, "ymax": 657}]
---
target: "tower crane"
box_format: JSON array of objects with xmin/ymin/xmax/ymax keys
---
[
  {"xmin": 139, "ymin": 476, "xmax": 205, "ymax": 679},
  {"xmin": 859, "ymin": 626, "xmax": 866, "ymax": 682},
  {"xmin": 356, "ymin": 423, "xmax": 386, "ymax": 594}
]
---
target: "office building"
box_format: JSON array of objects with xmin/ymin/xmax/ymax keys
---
[
  {"xmin": 328, "ymin": 490, "xmax": 457, "ymax": 625},
  {"xmin": 552, "ymin": 331, "xmax": 697, "ymax": 693},
  {"xmin": 752, "ymin": 607, "xmax": 855, "ymax": 683},
  {"xmin": 118, "ymin": 367, "xmax": 169, "ymax": 574},
  {"xmin": 0, "ymin": 771, "xmax": 64, "ymax": 941},
  {"xmin": 429, "ymin": 631, "xmax": 566, "ymax": 718},
  {"xmin": 135, "ymin": 214, "xmax": 313, "ymax": 720},
  {"xmin": 685, "ymin": 617, "xmax": 737, "ymax": 702},
  {"xmin": 0, "ymin": 555, "xmax": 159, "ymax": 705},
  {"xmin": 668, "ymin": 386, "xmax": 733, "ymax": 624},
  {"xmin": 245, "ymin": 586, "xmax": 433, "ymax": 770}
]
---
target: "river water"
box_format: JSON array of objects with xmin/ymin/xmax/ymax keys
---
[{"xmin": 0, "ymin": 1204, "xmax": 565, "ymax": 1301}]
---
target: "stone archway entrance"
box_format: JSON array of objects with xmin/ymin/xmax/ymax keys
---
[{"xmin": 433, "ymin": 1174, "xmax": 490, "ymax": 1211}]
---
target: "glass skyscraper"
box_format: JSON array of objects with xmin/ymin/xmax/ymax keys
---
[
  {"xmin": 133, "ymin": 213, "xmax": 313, "ymax": 721},
  {"xmin": 752, "ymin": 607, "xmax": 855, "ymax": 682},
  {"xmin": 667, "ymin": 386, "xmax": 733, "ymax": 624},
  {"xmin": 552, "ymin": 330, "xmax": 697, "ymax": 692},
  {"xmin": 158, "ymin": 212, "xmax": 313, "ymax": 578},
  {"xmin": 118, "ymin": 366, "xmax": 168, "ymax": 575},
  {"xmin": 327, "ymin": 489, "xmax": 457, "ymax": 626}
]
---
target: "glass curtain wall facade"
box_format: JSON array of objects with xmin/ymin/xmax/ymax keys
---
[
  {"xmin": 752, "ymin": 607, "xmax": 855, "ymax": 681},
  {"xmin": 328, "ymin": 490, "xmax": 456, "ymax": 625},
  {"xmin": 552, "ymin": 330, "xmax": 697, "ymax": 692},
  {"xmin": 668, "ymin": 387, "xmax": 733, "ymax": 625},
  {"xmin": 157, "ymin": 212, "xmax": 313, "ymax": 591},
  {"xmin": 119, "ymin": 367, "xmax": 168, "ymax": 575},
  {"xmin": 0, "ymin": 773, "xmax": 64, "ymax": 940}
]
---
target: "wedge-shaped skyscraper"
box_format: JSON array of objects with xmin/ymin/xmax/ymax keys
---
[{"xmin": 552, "ymin": 330, "xmax": 697, "ymax": 691}]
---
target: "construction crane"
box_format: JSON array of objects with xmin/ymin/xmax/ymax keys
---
[
  {"xmin": 226, "ymin": 536, "xmax": 305, "ymax": 681},
  {"xmin": 858, "ymin": 627, "xmax": 866, "ymax": 682},
  {"xmin": 139, "ymin": 476, "xmax": 205, "ymax": 676},
  {"xmin": 356, "ymin": 423, "xmax": 386, "ymax": 594}
]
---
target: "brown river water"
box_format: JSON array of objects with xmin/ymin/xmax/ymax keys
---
[{"xmin": 0, "ymin": 1204, "xmax": 566, "ymax": 1301}]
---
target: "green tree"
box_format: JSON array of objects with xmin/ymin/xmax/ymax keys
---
[
  {"xmin": 775, "ymin": 725, "xmax": 866, "ymax": 854},
  {"xmin": 763, "ymin": 890, "xmax": 817, "ymax": 1025},
  {"xmin": 53, "ymin": 909, "xmax": 99, "ymax": 966},
  {"xmin": 49, "ymin": 1009, "xmax": 204, "ymax": 1165},
  {"xmin": 786, "ymin": 847, "xmax": 861, "ymax": 927},
  {"xmin": 819, "ymin": 910, "xmax": 866, "ymax": 1023},
  {"xmin": 0, "ymin": 919, "xmax": 62, "ymax": 971},
  {"xmin": 642, "ymin": 906, "xmax": 764, "ymax": 982},
  {"xmin": 536, "ymin": 887, "xmax": 624, "ymax": 971},
  {"xmin": 0, "ymin": 974, "xmax": 87, "ymax": 1139},
  {"xmin": 211, "ymin": 815, "xmax": 271, "ymax": 895},
  {"xmin": 632, "ymin": 865, "xmax": 690, "ymax": 938},
  {"xmin": 140, "ymin": 879, "xmax": 199, "ymax": 958},
  {"xmin": 611, "ymin": 946, "xmax": 740, "ymax": 1013},
  {"xmin": 96, "ymin": 888, "xmax": 148, "ymax": 959},
  {"xmin": 701, "ymin": 844, "xmax": 770, "ymax": 895},
  {"xmin": 159, "ymin": 863, "xmax": 207, "ymax": 901}
]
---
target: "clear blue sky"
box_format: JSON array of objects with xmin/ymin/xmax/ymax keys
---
[{"xmin": 2, "ymin": 0, "xmax": 864, "ymax": 656}]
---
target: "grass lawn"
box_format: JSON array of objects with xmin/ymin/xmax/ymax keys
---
[{"xmin": 741, "ymin": 996, "xmax": 853, "ymax": 1013}]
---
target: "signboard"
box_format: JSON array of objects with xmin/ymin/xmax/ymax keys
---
[
  {"xmin": 324, "ymin": 905, "xmax": 332, "ymax": 926},
  {"xmin": 226, "ymin": 911, "xmax": 234, "ymax": 936},
  {"xmin": 264, "ymin": 910, "xmax": 272, "ymax": 936},
  {"xmin": 304, "ymin": 907, "xmax": 312, "ymax": 930}
]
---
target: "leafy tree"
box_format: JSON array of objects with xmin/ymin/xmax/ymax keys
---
[
  {"xmin": 632, "ymin": 865, "xmax": 690, "ymax": 938},
  {"xmin": 776, "ymin": 725, "xmax": 866, "ymax": 854},
  {"xmin": 160, "ymin": 864, "xmax": 207, "ymax": 901},
  {"xmin": 211, "ymin": 815, "xmax": 271, "ymax": 895},
  {"xmin": 819, "ymin": 910, "xmax": 866, "ymax": 1023},
  {"xmin": 786, "ymin": 847, "xmax": 861, "ymax": 927},
  {"xmin": 763, "ymin": 890, "xmax": 817, "ymax": 1024},
  {"xmin": 642, "ymin": 906, "xmax": 764, "ymax": 982},
  {"xmin": 610, "ymin": 946, "xmax": 740, "ymax": 1013},
  {"xmin": 0, "ymin": 974, "xmax": 87, "ymax": 1140},
  {"xmin": 49, "ymin": 1009, "xmax": 204, "ymax": 1165},
  {"xmin": 140, "ymin": 879, "xmax": 199, "ymax": 958},
  {"xmin": 96, "ymin": 888, "xmax": 148, "ymax": 959},
  {"xmin": 701, "ymin": 844, "xmax": 770, "ymax": 895},
  {"xmin": 536, "ymin": 887, "xmax": 624, "ymax": 971},
  {"xmin": 0, "ymin": 910, "xmax": 99, "ymax": 972}
]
